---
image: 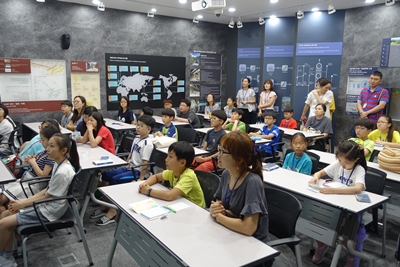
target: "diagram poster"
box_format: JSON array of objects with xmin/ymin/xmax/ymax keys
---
[
  {"xmin": 0, "ymin": 58, "xmax": 67, "ymax": 114},
  {"xmin": 345, "ymin": 67, "xmax": 378, "ymax": 116},
  {"xmin": 70, "ymin": 60, "xmax": 101, "ymax": 108},
  {"xmin": 105, "ymin": 53, "xmax": 185, "ymax": 110},
  {"xmin": 380, "ymin": 37, "xmax": 400, "ymax": 68}
]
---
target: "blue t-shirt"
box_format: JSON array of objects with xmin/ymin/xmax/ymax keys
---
[
  {"xmin": 282, "ymin": 152, "xmax": 312, "ymax": 175},
  {"xmin": 159, "ymin": 123, "xmax": 177, "ymax": 139},
  {"xmin": 259, "ymin": 125, "xmax": 280, "ymax": 155},
  {"xmin": 18, "ymin": 134, "xmax": 44, "ymax": 162}
]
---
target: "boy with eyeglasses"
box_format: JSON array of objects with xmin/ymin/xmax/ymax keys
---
[{"xmin": 349, "ymin": 118, "xmax": 374, "ymax": 161}]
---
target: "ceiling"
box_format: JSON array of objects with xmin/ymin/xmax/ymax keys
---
[{"xmin": 58, "ymin": 0, "xmax": 391, "ymax": 24}]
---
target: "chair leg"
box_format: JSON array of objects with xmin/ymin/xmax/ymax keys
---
[
  {"xmin": 294, "ymin": 244, "xmax": 303, "ymax": 267},
  {"xmin": 71, "ymin": 202, "xmax": 93, "ymax": 266},
  {"xmin": 22, "ymin": 236, "xmax": 28, "ymax": 267}
]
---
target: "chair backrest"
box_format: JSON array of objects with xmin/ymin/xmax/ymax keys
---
[
  {"xmin": 194, "ymin": 170, "xmax": 221, "ymax": 208},
  {"xmin": 296, "ymin": 120, "xmax": 302, "ymax": 130},
  {"xmin": 245, "ymin": 123, "xmax": 250, "ymax": 134},
  {"xmin": 177, "ymin": 127, "xmax": 198, "ymax": 144},
  {"xmin": 198, "ymin": 115, "xmax": 205, "ymax": 128},
  {"xmin": 116, "ymin": 133, "xmax": 135, "ymax": 155},
  {"xmin": 68, "ymin": 167, "xmax": 82, "ymax": 196},
  {"xmin": 365, "ymin": 167, "xmax": 387, "ymax": 195},
  {"xmin": 265, "ymin": 187, "xmax": 302, "ymax": 239},
  {"xmin": 7, "ymin": 128, "xmax": 20, "ymax": 154}
]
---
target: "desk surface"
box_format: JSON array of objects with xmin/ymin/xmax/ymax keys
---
[
  {"xmin": 77, "ymin": 144, "xmax": 126, "ymax": 170},
  {"xmin": 100, "ymin": 182, "xmax": 279, "ymax": 267},
  {"xmin": 152, "ymin": 115, "xmax": 190, "ymax": 126},
  {"xmin": 0, "ymin": 161, "xmax": 15, "ymax": 184},
  {"xmin": 309, "ymin": 149, "xmax": 400, "ymax": 183},
  {"xmin": 263, "ymin": 167, "xmax": 388, "ymax": 214},
  {"xmin": 195, "ymin": 127, "xmax": 272, "ymax": 144},
  {"xmin": 23, "ymin": 122, "xmax": 72, "ymax": 135},
  {"xmin": 196, "ymin": 113, "xmax": 210, "ymax": 120},
  {"xmin": 156, "ymin": 146, "xmax": 209, "ymax": 156},
  {"xmin": 249, "ymin": 124, "xmax": 324, "ymax": 138},
  {"xmin": 104, "ymin": 118, "xmax": 136, "ymax": 131}
]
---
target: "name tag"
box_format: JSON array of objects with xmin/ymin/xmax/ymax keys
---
[{"xmin": 363, "ymin": 103, "xmax": 367, "ymax": 108}]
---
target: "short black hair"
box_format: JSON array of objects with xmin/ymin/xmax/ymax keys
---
[
  {"xmin": 163, "ymin": 99, "xmax": 173, "ymax": 104},
  {"xmin": 41, "ymin": 119, "xmax": 60, "ymax": 130},
  {"xmin": 180, "ymin": 99, "xmax": 191, "ymax": 107},
  {"xmin": 161, "ymin": 108, "xmax": 175, "ymax": 118},
  {"xmin": 355, "ymin": 118, "xmax": 374, "ymax": 130},
  {"xmin": 83, "ymin": 106, "xmax": 98, "ymax": 116},
  {"xmin": 142, "ymin": 106, "xmax": 154, "ymax": 116},
  {"xmin": 168, "ymin": 141, "xmax": 195, "ymax": 168},
  {"xmin": 138, "ymin": 115, "xmax": 156, "ymax": 129},
  {"xmin": 61, "ymin": 100, "xmax": 73, "ymax": 107},
  {"xmin": 263, "ymin": 112, "xmax": 277, "ymax": 120},
  {"xmin": 371, "ymin": 71, "xmax": 383, "ymax": 80},
  {"xmin": 0, "ymin": 104, "xmax": 9, "ymax": 118},
  {"xmin": 40, "ymin": 125, "xmax": 61, "ymax": 139},
  {"xmin": 283, "ymin": 107, "xmax": 294, "ymax": 113},
  {"xmin": 232, "ymin": 108, "xmax": 244, "ymax": 117},
  {"xmin": 210, "ymin": 109, "xmax": 227, "ymax": 123}
]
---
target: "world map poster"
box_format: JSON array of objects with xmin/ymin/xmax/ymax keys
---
[{"xmin": 105, "ymin": 53, "xmax": 185, "ymax": 110}]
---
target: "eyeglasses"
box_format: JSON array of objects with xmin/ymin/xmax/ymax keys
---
[
  {"xmin": 377, "ymin": 121, "xmax": 388, "ymax": 124},
  {"xmin": 355, "ymin": 126, "xmax": 367, "ymax": 131},
  {"xmin": 210, "ymin": 117, "xmax": 221, "ymax": 121},
  {"xmin": 218, "ymin": 145, "xmax": 231, "ymax": 155},
  {"xmin": 264, "ymin": 117, "xmax": 274, "ymax": 120}
]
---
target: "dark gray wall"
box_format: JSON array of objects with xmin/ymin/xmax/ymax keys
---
[
  {"xmin": 337, "ymin": 4, "xmax": 400, "ymax": 142},
  {"xmin": 0, "ymin": 0, "xmax": 228, "ymax": 122}
]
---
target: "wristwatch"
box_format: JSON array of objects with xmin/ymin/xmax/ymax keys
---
[{"xmin": 147, "ymin": 188, "xmax": 152, "ymax": 197}]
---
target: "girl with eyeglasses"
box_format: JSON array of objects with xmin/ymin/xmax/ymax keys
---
[
  {"xmin": 368, "ymin": 115, "xmax": 400, "ymax": 148},
  {"xmin": 308, "ymin": 140, "xmax": 367, "ymax": 266}
]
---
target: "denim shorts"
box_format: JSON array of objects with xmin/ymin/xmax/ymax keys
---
[{"xmin": 16, "ymin": 208, "xmax": 49, "ymax": 225}]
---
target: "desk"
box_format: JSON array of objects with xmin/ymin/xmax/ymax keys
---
[
  {"xmin": 100, "ymin": 182, "xmax": 280, "ymax": 267},
  {"xmin": 249, "ymin": 124, "xmax": 324, "ymax": 139},
  {"xmin": 194, "ymin": 127, "xmax": 272, "ymax": 145},
  {"xmin": 0, "ymin": 160, "xmax": 15, "ymax": 184},
  {"xmin": 263, "ymin": 167, "xmax": 389, "ymax": 265},
  {"xmin": 152, "ymin": 115, "xmax": 190, "ymax": 127},
  {"xmin": 156, "ymin": 146, "xmax": 209, "ymax": 156},
  {"xmin": 196, "ymin": 113, "xmax": 210, "ymax": 120},
  {"xmin": 104, "ymin": 118, "xmax": 136, "ymax": 131},
  {"xmin": 309, "ymin": 149, "xmax": 400, "ymax": 218},
  {"xmin": 22, "ymin": 122, "xmax": 72, "ymax": 142}
]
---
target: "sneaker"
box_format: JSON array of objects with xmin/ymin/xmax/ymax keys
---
[
  {"xmin": 344, "ymin": 255, "xmax": 355, "ymax": 267},
  {"xmin": 96, "ymin": 215, "xmax": 115, "ymax": 226},
  {"xmin": 0, "ymin": 254, "xmax": 17, "ymax": 267},
  {"xmin": 90, "ymin": 208, "xmax": 108, "ymax": 219},
  {"xmin": 312, "ymin": 244, "xmax": 329, "ymax": 264}
]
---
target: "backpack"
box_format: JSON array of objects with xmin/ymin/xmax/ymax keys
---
[{"xmin": 378, "ymin": 146, "xmax": 400, "ymax": 174}]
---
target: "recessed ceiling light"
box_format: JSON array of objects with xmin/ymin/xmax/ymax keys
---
[
  {"xmin": 197, "ymin": 15, "xmax": 203, "ymax": 19},
  {"xmin": 311, "ymin": 8, "xmax": 319, "ymax": 12},
  {"xmin": 179, "ymin": 0, "xmax": 187, "ymax": 3},
  {"xmin": 270, "ymin": 15, "xmax": 277, "ymax": 19},
  {"xmin": 228, "ymin": 7, "xmax": 236, "ymax": 12},
  {"xmin": 92, "ymin": 0, "xmax": 100, "ymax": 4},
  {"xmin": 37, "ymin": 0, "xmax": 45, "ymax": 2},
  {"xmin": 270, "ymin": 0, "xmax": 278, "ymax": 3},
  {"xmin": 151, "ymin": 8, "xmax": 156, "ymax": 12},
  {"xmin": 365, "ymin": 0, "xmax": 375, "ymax": 3}
]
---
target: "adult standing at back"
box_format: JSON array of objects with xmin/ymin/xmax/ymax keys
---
[
  {"xmin": 236, "ymin": 77, "xmax": 256, "ymax": 124},
  {"xmin": 258, "ymin": 79, "xmax": 277, "ymax": 118},
  {"xmin": 357, "ymin": 71, "xmax": 389, "ymax": 124},
  {"xmin": 301, "ymin": 78, "xmax": 333, "ymax": 121}
]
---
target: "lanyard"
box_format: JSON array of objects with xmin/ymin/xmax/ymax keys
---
[
  {"xmin": 46, "ymin": 157, "xmax": 67, "ymax": 192},
  {"xmin": 340, "ymin": 168, "xmax": 354, "ymax": 186},
  {"xmin": 226, "ymin": 108, "xmax": 232, "ymax": 117},
  {"xmin": 291, "ymin": 154, "xmax": 304, "ymax": 172},
  {"xmin": 130, "ymin": 136, "xmax": 149, "ymax": 156},
  {"xmin": 242, "ymin": 89, "xmax": 249, "ymax": 102},
  {"xmin": 379, "ymin": 133, "xmax": 387, "ymax": 141},
  {"xmin": 224, "ymin": 171, "xmax": 245, "ymax": 210}
]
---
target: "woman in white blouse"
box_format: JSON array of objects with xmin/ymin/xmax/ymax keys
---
[{"xmin": 236, "ymin": 78, "xmax": 256, "ymax": 124}]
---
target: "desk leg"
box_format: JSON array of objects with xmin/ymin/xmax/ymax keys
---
[
  {"xmin": 106, "ymin": 238, "xmax": 118, "ymax": 267},
  {"xmin": 330, "ymin": 236, "xmax": 344, "ymax": 267},
  {"xmin": 347, "ymin": 240, "xmax": 373, "ymax": 267},
  {"xmin": 382, "ymin": 202, "xmax": 387, "ymax": 258}
]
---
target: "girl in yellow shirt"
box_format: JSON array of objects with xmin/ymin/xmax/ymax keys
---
[{"xmin": 368, "ymin": 115, "xmax": 400, "ymax": 148}]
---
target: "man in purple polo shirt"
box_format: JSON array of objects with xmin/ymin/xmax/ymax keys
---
[{"xmin": 357, "ymin": 71, "xmax": 389, "ymax": 124}]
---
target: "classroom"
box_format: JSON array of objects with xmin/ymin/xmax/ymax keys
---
[{"xmin": 0, "ymin": 0, "xmax": 399, "ymax": 266}]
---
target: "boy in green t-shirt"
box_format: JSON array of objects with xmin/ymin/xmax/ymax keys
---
[
  {"xmin": 349, "ymin": 118, "xmax": 374, "ymax": 161},
  {"xmin": 222, "ymin": 108, "xmax": 246, "ymax": 132},
  {"xmin": 138, "ymin": 141, "xmax": 205, "ymax": 208}
]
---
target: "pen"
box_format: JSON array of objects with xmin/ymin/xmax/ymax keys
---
[{"xmin": 163, "ymin": 206, "xmax": 176, "ymax": 213}]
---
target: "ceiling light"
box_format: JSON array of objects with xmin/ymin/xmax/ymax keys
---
[
  {"xmin": 385, "ymin": 0, "xmax": 395, "ymax": 6},
  {"xmin": 193, "ymin": 17, "xmax": 199, "ymax": 23},
  {"xmin": 37, "ymin": 0, "xmax": 45, "ymax": 2},
  {"xmin": 97, "ymin": 2, "xmax": 105, "ymax": 11},
  {"xmin": 92, "ymin": 0, "xmax": 100, "ymax": 4},
  {"xmin": 259, "ymin": 13, "xmax": 265, "ymax": 25},
  {"xmin": 179, "ymin": 0, "xmax": 187, "ymax": 3},
  {"xmin": 228, "ymin": 18, "xmax": 235, "ymax": 28},
  {"xmin": 328, "ymin": 2, "xmax": 336, "ymax": 14},
  {"xmin": 270, "ymin": 15, "xmax": 277, "ymax": 20},
  {"xmin": 365, "ymin": 0, "xmax": 375, "ymax": 3},
  {"xmin": 297, "ymin": 6, "xmax": 304, "ymax": 19},
  {"xmin": 311, "ymin": 8, "xmax": 319, "ymax": 12},
  {"xmin": 237, "ymin": 17, "xmax": 243, "ymax": 28},
  {"xmin": 151, "ymin": 8, "xmax": 157, "ymax": 12},
  {"xmin": 197, "ymin": 15, "xmax": 203, "ymax": 19},
  {"xmin": 228, "ymin": 7, "xmax": 236, "ymax": 12},
  {"xmin": 270, "ymin": 0, "xmax": 278, "ymax": 3}
]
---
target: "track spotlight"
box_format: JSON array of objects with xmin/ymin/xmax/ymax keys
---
[
  {"xmin": 237, "ymin": 17, "xmax": 243, "ymax": 28},
  {"xmin": 37, "ymin": 0, "xmax": 45, "ymax": 2},
  {"xmin": 297, "ymin": 6, "xmax": 304, "ymax": 19},
  {"xmin": 147, "ymin": 8, "xmax": 156, "ymax": 17},
  {"xmin": 385, "ymin": 0, "xmax": 395, "ymax": 6},
  {"xmin": 258, "ymin": 13, "xmax": 265, "ymax": 25},
  {"xmin": 97, "ymin": 2, "xmax": 105, "ymax": 11},
  {"xmin": 193, "ymin": 16, "xmax": 199, "ymax": 23},
  {"xmin": 328, "ymin": 1, "xmax": 336, "ymax": 14},
  {"xmin": 228, "ymin": 18, "xmax": 235, "ymax": 28}
]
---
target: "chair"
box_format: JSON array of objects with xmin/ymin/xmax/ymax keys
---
[
  {"xmin": 264, "ymin": 187, "xmax": 303, "ymax": 267},
  {"xmin": 194, "ymin": 170, "xmax": 220, "ymax": 208},
  {"xmin": 245, "ymin": 123, "xmax": 251, "ymax": 134},
  {"xmin": 364, "ymin": 167, "xmax": 387, "ymax": 234},
  {"xmin": 177, "ymin": 127, "xmax": 199, "ymax": 146},
  {"xmin": 197, "ymin": 114, "xmax": 205, "ymax": 128},
  {"xmin": 13, "ymin": 121, "xmax": 23, "ymax": 147},
  {"xmin": 263, "ymin": 129, "xmax": 285, "ymax": 163},
  {"xmin": 131, "ymin": 148, "xmax": 158, "ymax": 180},
  {"xmin": 396, "ymin": 234, "xmax": 400, "ymax": 267},
  {"xmin": 296, "ymin": 120, "xmax": 302, "ymax": 130},
  {"xmin": 2, "ymin": 127, "xmax": 20, "ymax": 155},
  {"xmin": 16, "ymin": 168, "xmax": 94, "ymax": 267},
  {"xmin": 283, "ymin": 149, "xmax": 320, "ymax": 174},
  {"xmin": 115, "ymin": 133, "xmax": 135, "ymax": 159}
]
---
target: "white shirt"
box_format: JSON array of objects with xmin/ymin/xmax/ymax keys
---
[
  {"xmin": 324, "ymin": 160, "xmax": 366, "ymax": 190},
  {"xmin": 236, "ymin": 88, "xmax": 256, "ymax": 112},
  {"xmin": 0, "ymin": 118, "xmax": 14, "ymax": 154},
  {"xmin": 305, "ymin": 90, "xmax": 333, "ymax": 118},
  {"xmin": 130, "ymin": 136, "xmax": 154, "ymax": 171}
]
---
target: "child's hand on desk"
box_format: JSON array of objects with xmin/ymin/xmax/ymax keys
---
[
  {"xmin": 209, "ymin": 201, "xmax": 225, "ymax": 218},
  {"xmin": 154, "ymin": 131, "xmax": 162, "ymax": 137},
  {"xmin": 374, "ymin": 140, "xmax": 385, "ymax": 145},
  {"xmin": 308, "ymin": 175, "xmax": 319, "ymax": 185},
  {"xmin": 138, "ymin": 183, "xmax": 150, "ymax": 194},
  {"xmin": 319, "ymin": 187, "xmax": 335, "ymax": 194}
]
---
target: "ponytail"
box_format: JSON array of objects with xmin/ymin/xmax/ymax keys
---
[
  {"xmin": 52, "ymin": 133, "xmax": 80, "ymax": 172},
  {"xmin": 337, "ymin": 140, "xmax": 367, "ymax": 172},
  {"xmin": 250, "ymin": 144, "xmax": 263, "ymax": 182}
]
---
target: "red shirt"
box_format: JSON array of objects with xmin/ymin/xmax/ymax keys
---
[
  {"xmin": 280, "ymin": 118, "xmax": 297, "ymax": 129},
  {"xmin": 97, "ymin": 126, "xmax": 116, "ymax": 154}
]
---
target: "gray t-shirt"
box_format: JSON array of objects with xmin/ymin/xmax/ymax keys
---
[
  {"xmin": 204, "ymin": 128, "xmax": 226, "ymax": 155},
  {"xmin": 305, "ymin": 116, "xmax": 333, "ymax": 149},
  {"xmin": 214, "ymin": 170, "xmax": 269, "ymax": 243},
  {"xmin": 177, "ymin": 110, "xmax": 200, "ymax": 128}
]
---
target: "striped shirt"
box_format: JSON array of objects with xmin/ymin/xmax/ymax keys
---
[
  {"xmin": 24, "ymin": 151, "xmax": 54, "ymax": 178},
  {"xmin": 358, "ymin": 86, "xmax": 389, "ymax": 123}
]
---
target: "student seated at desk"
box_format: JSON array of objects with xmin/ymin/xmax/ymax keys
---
[
  {"xmin": 0, "ymin": 134, "xmax": 79, "ymax": 267},
  {"xmin": 75, "ymin": 106, "xmax": 98, "ymax": 137},
  {"xmin": 193, "ymin": 110, "xmax": 227, "ymax": 172},
  {"xmin": 153, "ymin": 108, "xmax": 177, "ymax": 139},
  {"xmin": 282, "ymin": 133, "xmax": 312, "ymax": 175},
  {"xmin": 163, "ymin": 99, "xmax": 177, "ymax": 118},
  {"xmin": 0, "ymin": 104, "xmax": 16, "ymax": 157},
  {"xmin": 60, "ymin": 100, "xmax": 73, "ymax": 128},
  {"xmin": 249, "ymin": 112, "xmax": 280, "ymax": 158},
  {"xmin": 118, "ymin": 96, "xmax": 136, "ymax": 125},
  {"xmin": 92, "ymin": 115, "xmax": 156, "ymax": 225},
  {"xmin": 138, "ymin": 141, "xmax": 205, "ymax": 208},
  {"xmin": 368, "ymin": 115, "xmax": 400, "ymax": 149},
  {"xmin": 67, "ymin": 95, "xmax": 87, "ymax": 131},
  {"xmin": 176, "ymin": 99, "xmax": 201, "ymax": 128},
  {"xmin": 279, "ymin": 107, "xmax": 297, "ymax": 129},
  {"xmin": 79, "ymin": 112, "xmax": 115, "ymax": 154},
  {"xmin": 222, "ymin": 108, "xmax": 246, "ymax": 132},
  {"xmin": 304, "ymin": 103, "xmax": 333, "ymax": 152},
  {"xmin": 223, "ymin": 96, "xmax": 236, "ymax": 119},
  {"xmin": 141, "ymin": 106, "xmax": 154, "ymax": 116},
  {"xmin": 0, "ymin": 125, "xmax": 60, "ymax": 215},
  {"xmin": 204, "ymin": 93, "xmax": 220, "ymax": 115},
  {"xmin": 308, "ymin": 140, "xmax": 367, "ymax": 266},
  {"xmin": 209, "ymin": 131, "xmax": 269, "ymax": 243},
  {"xmin": 349, "ymin": 118, "xmax": 374, "ymax": 161}
]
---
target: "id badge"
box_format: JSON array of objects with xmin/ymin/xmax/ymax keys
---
[{"xmin": 363, "ymin": 103, "xmax": 367, "ymax": 108}]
